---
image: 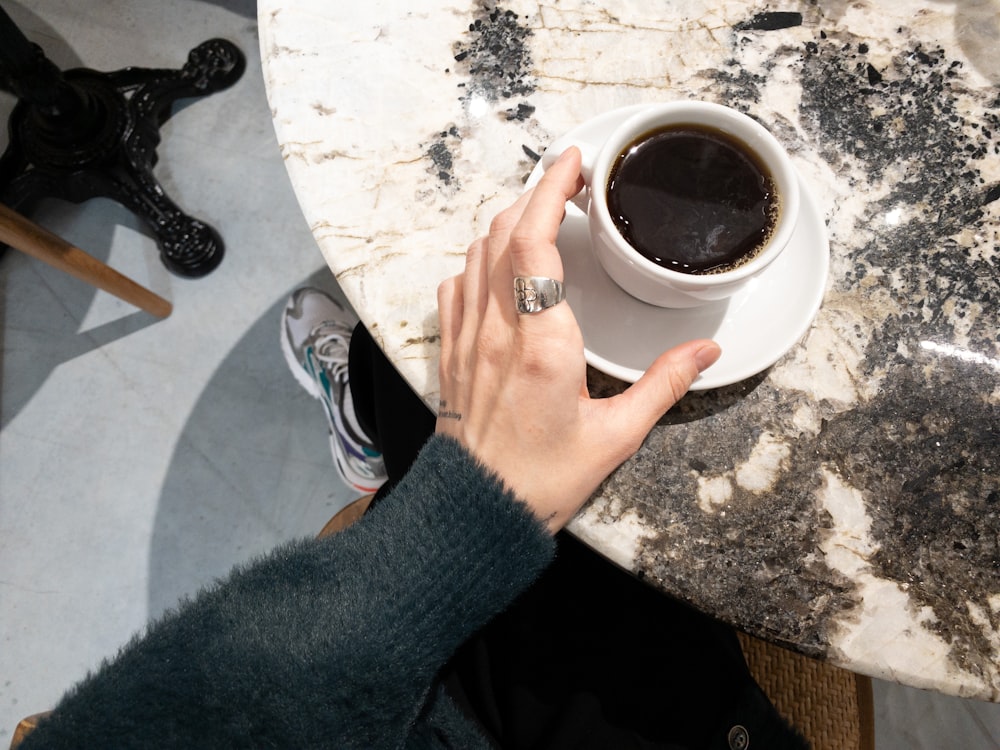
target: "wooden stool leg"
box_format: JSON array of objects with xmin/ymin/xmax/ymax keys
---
[
  {"xmin": 9, "ymin": 711, "xmax": 51, "ymax": 748},
  {"xmin": 318, "ymin": 494, "xmax": 375, "ymax": 538},
  {"xmin": 0, "ymin": 204, "xmax": 172, "ymax": 318}
]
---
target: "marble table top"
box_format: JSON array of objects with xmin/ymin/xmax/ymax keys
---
[{"xmin": 260, "ymin": 0, "xmax": 999, "ymax": 700}]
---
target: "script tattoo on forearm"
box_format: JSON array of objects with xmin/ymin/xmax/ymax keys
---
[{"xmin": 438, "ymin": 400, "xmax": 462, "ymax": 421}]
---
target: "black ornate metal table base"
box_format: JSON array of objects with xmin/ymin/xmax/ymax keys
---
[{"xmin": 0, "ymin": 8, "xmax": 245, "ymax": 277}]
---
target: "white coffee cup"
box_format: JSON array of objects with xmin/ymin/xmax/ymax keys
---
[{"xmin": 542, "ymin": 101, "xmax": 800, "ymax": 308}]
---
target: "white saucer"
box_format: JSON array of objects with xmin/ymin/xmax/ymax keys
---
[{"xmin": 528, "ymin": 106, "xmax": 830, "ymax": 390}]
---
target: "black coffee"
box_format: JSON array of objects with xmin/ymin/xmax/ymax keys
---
[{"xmin": 606, "ymin": 123, "xmax": 779, "ymax": 275}]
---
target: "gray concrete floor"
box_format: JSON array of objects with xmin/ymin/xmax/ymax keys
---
[{"xmin": 1, "ymin": 2, "xmax": 998, "ymax": 748}]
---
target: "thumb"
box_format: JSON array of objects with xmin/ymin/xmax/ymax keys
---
[{"xmin": 606, "ymin": 340, "xmax": 721, "ymax": 444}]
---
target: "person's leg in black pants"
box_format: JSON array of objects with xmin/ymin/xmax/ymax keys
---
[{"xmin": 347, "ymin": 323, "xmax": 436, "ymax": 503}]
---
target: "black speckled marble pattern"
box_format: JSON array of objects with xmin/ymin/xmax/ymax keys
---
[
  {"xmin": 261, "ymin": 0, "xmax": 999, "ymax": 699},
  {"xmin": 573, "ymin": 3, "xmax": 999, "ymax": 699}
]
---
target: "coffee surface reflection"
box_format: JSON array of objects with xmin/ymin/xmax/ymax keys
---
[{"xmin": 606, "ymin": 124, "xmax": 779, "ymax": 274}]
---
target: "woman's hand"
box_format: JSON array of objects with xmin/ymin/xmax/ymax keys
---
[{"xmin": 435, "ymin": 147, "xmax": 721, "ymax": 533}]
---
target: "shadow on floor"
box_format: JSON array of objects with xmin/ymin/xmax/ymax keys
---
[
  {"xmin": 0, "ymin": 199, "xmax": 168, "ymax": 428},
  {"xmin": 147, "ymin": 268, "xmax": 358, "ymax": 618}
]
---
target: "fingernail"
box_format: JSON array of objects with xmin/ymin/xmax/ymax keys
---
[
  {"xmin": 695, "ymin": 343, "xmax": 722, "ymax": 372},
  {"xmin": 555, "ymin": 146, "xmax": 578, "ymax": 164}
]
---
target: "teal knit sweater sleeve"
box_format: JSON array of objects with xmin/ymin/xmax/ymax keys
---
[{"xmin": 20, "ymin": 435, "xmax": 556, "ymax": 749}]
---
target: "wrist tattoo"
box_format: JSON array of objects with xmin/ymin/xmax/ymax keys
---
[{"xmin": 438, "ymin": 400, "xmax": 462, "ymax": 421}]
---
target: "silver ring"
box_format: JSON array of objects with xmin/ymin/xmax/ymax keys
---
[{"xmin": 514, "ymin": 276, "xmax": 566, "ymax": 314}]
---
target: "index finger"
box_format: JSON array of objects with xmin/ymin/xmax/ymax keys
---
[{"xmin": 506, "ymin": 147, "xmax": 584, "ymax": 281}]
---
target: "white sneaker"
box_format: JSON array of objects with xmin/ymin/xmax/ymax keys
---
[{"xmin": 280, "ymin": 287, "xmax": 387, "ymax": 493}]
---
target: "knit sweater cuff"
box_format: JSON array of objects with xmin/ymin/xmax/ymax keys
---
[{"xmin": 355, "ymin": 434, "xmax": 557, "ymax": 648}]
